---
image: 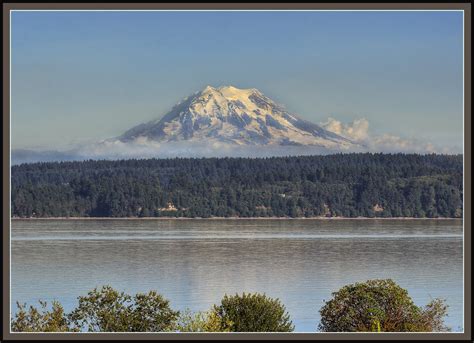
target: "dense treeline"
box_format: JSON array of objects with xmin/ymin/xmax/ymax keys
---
[{"xmin": 11, "ymin": 153, "xmax": 463, "ymax": 218}]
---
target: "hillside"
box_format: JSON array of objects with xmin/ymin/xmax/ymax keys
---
[{"xmin": 11, "ymin": 153, "xmax": 463, "ymax": 218}]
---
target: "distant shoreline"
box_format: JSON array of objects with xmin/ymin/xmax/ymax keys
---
[{"xmin": 11, "ymin": 216, "xmax": 462, "ymax": 221}]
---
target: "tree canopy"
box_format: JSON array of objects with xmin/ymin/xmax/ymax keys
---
[
  {"xmin": 11, "ymin": 281, "xmax": 450, "ymax": 333},
  {"xmin": 11, "ymin": 153, "xmax": 463, "ymax": 218},
  {"xmin": 67, "ymin": 286, "xmax": 179, "ymax": 332},
  {"xmin": 212, "ymin": 293, "xmax": 294, "ymax": 332},
  {"xmin": 318, "ymin": 279, "xmax": 449, "ymax": 332}
]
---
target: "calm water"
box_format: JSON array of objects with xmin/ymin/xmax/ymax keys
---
[{"xmin": 11, "ymin": 219, "xmax": 463, "ymax": 332}]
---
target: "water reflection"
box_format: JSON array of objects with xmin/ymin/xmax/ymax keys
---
[{"xmin": 11, "ymin": 219, "xmax": 463, "ymax": 332}]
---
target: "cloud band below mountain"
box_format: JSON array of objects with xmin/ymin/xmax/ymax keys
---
[{"xmin": 11, "ymin": 117, "xmax": 461, "ymax": 165}]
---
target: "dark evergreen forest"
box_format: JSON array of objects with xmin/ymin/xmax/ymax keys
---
[{"xmin": 11, "ymin": 153, "xmax": 463, "ymax": 218}]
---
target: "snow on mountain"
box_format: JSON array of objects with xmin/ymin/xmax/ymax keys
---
[{"xmin": 118, "ymin": 85, "xmax": 360, "ymax": 149}]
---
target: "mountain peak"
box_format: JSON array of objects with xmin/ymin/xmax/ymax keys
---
[
  {"xmin": 217, "ymin": 85, "xmax": 253, "ymax": 92},
  {"xmin": 202, "ymin": 85, "xmax": 217, "ymax": 93},
  {"xmin": 200, "ymin": 85, "xmax": 258, "ymax": 98},
  {"xmin": 119, "ymin": 86, "xmax": 358, "ymax": 149},
  {"xmin": 217, "ymin": 85, "xmax": 259, "ymax": 99}
]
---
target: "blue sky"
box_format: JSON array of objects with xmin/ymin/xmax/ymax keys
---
[{"xmin": 11, "ymin": 10, "xmax": 464, "ymax": 151}]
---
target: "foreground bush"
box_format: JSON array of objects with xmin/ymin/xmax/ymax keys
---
[
  {"xmin": 11, "ymin": 300, "xmax": 75, "ymax": 332},
  {"xmin": 174, "ymin": 309, "xmax": 232, "ymax": 332},
  {"xmin": 212, "ymin": 293, "xmax": 294, "ymax": 332},
  {"xmin": 318, "ymin": 279, "xmax": 449, "ymax": 332},
  {"xmin": 11, "ymin": 281, "xmax": 450, "ymax": 332},
  {"xmin": 68, "ymin": 286, "xmax": 179, "ymax": 332}
]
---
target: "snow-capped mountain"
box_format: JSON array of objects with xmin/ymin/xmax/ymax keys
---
[{"xmin": 118, "ymin": 85, "xmax": 358, "ymax": 149}]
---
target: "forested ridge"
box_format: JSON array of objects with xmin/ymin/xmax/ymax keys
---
[{"xmin": 11, "ymin": 153, "xmax": 463, "ymax": 218}]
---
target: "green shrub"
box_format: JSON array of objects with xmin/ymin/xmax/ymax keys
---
[
  {"xmin": 173, "ymin": 309, "xmax": 232, "ymax": 332},
  {"xmin": 68, "ymin": 286, "xmax": 179, "ymax": 332},
  {"xmin": 212, "ymin": 292, "xmax": 294, "ymax": 332},
  {"xmin": 318, "ymin": 279, "xmax": 449, "ymax": 332},
  {"xmin": 11, "ymin": 281, "xmax": 451, "ymax": 333},
  {"xmin": 11, "ymin": 300, "xmax": 75, "ymax": 332}
]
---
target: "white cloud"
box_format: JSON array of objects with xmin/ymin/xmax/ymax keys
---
[
  {"xmin": 320, "ymin": 117, "xmax": 370, "ymax": 142},
  {"xmin": 370, "ymin": 134, "xmax": 437, "ymax": 153},
  {"xmin": 320, "ymin": 117, "xmax": 458, "ymax": 154},
  {"xmin": 76, "ymin": 137, "xmax": 336, "ymax": 160}
]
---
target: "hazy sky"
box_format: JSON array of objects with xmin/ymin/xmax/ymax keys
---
[{"xmin": 11, "ymin": 10, "xmax": 464, "ymax": 151}]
